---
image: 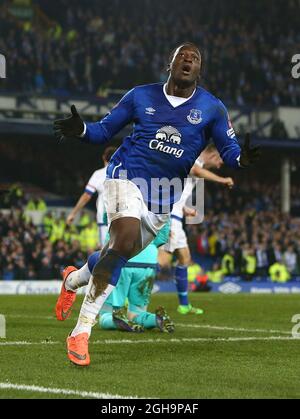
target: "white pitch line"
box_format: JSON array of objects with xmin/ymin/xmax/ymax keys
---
[
  {"xmin": 6, "ymin": 315, "xmax": 55, "ymax": 320},
  {"xmin": 0, "ymin": 336, "xmax": 298, "ymax": 347},
  {"xmin": 93, "ymin": 336, "xmax": 298, "ymax": 344},
  {"xmin": 0, "ymin": 382, "xmax": 139, "ymax": 399},
  {"xmin": 5, "ymin": 315, "xmax": 292, "ymax": 336},
  {"xmin": 0, "ymin": 341, "xmax": 60, "ymax": 346},
  {"xmin": 177, "ymin": 323, "xmax": 291, "ymax": 335}
]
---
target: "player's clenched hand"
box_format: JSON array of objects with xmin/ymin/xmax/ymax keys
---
[
  {"xmin": 183, "ymin": 206, "xmax": 197, "ymax": 217},
  {"xmin": 66, "ymin": 213, "xmax": 75, "ymax": 225},
  {"xmin": 53, "ymin": 105, "xmax": 84, "ymax": 141},
  {"xmin": 240, "ymin": 133, "xmax": 261, "ymax": 168},
  {"xmin": 223, "ymin": 177, "xmax": 234, "ymax": 189}
]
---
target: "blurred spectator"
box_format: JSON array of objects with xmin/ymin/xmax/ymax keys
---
[
  {"xmin": 256, "ymin": 243, "xmax": 269, "ymax": 277},
  {"xmin": 25, "ymin": 197, "xmax": 48, "ymax": 212},
  {"xmin": 78, "ymin": 211, "xmax": 92, "ymax": 229},
  {"xmin": 3, "ymin": 263, "xmax": 15, "ymax": 281},
  {"xmin": 242, "ymin": 248, "xmax": 257, "ymax": 281},
  {"xmin": 207, "ymin": 263, "xmax": 224, "ymax": 283},
  {"xmin": 269, "ymin": 262, "xmax": 291, "ymax": 283},
  {"xmin": 2, "ymin": 184, "xmax": 24, "ymax": 209},
  {"xmin": 221, "ymin": 251, "xmax": 235, "ymax": 276},
  {"xmin": 38, "ymin": 257, "xmax": 55, "ymax": 280},
  {"xmin": 284, "ymin": 245, "xmax": 298, "ymax": 275}
]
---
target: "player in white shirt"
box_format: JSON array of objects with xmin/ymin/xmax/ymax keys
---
[
  {"xmin": 159, "ymin": 144, "xmax": 234, "ymax": 314},
  {"xmin": 66, "ymin": 147, "xmax": 117, "ymax": 247}
]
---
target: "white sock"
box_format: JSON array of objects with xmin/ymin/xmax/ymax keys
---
[
  {"xmin": 65, "ymin": 263, "xmax": 91, "ymax": 291},
  {"xmin": 71, "ymin": 276, "xmax": 115, "ymax": 337}
]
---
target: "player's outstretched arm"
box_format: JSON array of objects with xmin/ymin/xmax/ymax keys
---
[
  {"xmin": 67, "ymin": 192, "xmax": 92, "ymax": 225},
  {"xmin": 211, "ymin": 101, "xmax": 260, "ymax": 169},
  {"xmin": 190, "ymin": 165, "xmax": 234, "ymax": 189},
  {"xmin": 53, "ymin": 89, "xmax": 135, "ymax": 144}
]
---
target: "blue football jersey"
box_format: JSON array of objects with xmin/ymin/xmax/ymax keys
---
[{"xmin": 82, "ymin": 83, "xmax": 241, "ymax": 213}]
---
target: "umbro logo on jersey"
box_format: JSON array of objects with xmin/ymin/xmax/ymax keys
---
[
  {"xmin": 187, "ymin": 109, "xmax": 202, "ymax": 125},
  {"xmin": 145, "ymin": 107, "xmax": 156, "ymax": 115}
]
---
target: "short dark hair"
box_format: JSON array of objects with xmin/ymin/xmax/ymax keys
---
[
  {"xmin": 102, "ymin": 146, "xmax": 117, "ymax": 163},
  {"xmin": 168, "ymin": 42, "xmax": 201, "ymax": 64}
]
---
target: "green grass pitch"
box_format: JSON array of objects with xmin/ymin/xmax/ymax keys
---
[{"xmin": 0, "ymin": 293, "xmax": 300, "ymax": 399}]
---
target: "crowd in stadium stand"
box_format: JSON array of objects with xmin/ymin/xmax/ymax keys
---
[
  {"xmin": 188, "ymin": 211, "xmax": 300, "ymax": 283},
  {"xmin": 1, "ymin": 0, "xmax": 299, "ymax": 106},
  {"xmin": 1, "ymin": 179, "xmax": 300, "ymax": 281},
  {"xmin": 183, "ymin": 181, "xmax": 300, "ymax": 283},
  {"xmin": 0, "ymin": 209, "xmax": 98, "ymax": 280}
]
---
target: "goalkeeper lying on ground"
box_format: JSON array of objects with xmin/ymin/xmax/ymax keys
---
[{"xmin": 56, "ymin": 222, "xmax": 174, "ymax": 333}]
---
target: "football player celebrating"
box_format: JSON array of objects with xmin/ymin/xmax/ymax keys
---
[{"xmin": 54, "ymin": 42, "xmax": 259, "ymax": 366}]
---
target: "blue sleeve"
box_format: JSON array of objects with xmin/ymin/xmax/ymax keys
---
[
  {"xmin": 210, "ymin": 100, "xmax": 241, "ymax": 169},
  {"xmin": 82, "ymin": 89, "xmax": 135, "ymax": 144}
]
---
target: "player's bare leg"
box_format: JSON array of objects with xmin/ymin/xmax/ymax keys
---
[
  {"xmin": 91, "ymin": 217, "xmax": 142, "ymax": 296},
  {"xmin": 158, "ymin": 249, "xmax": 173, "ymax": 269},
  {"xmin": 175, "ymin": 247, "xmax": 192, "ymax": 266}
]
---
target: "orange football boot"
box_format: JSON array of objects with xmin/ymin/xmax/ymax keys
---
[
  {"xmin": 55, "ymin": 266, "xmax": 78, "ymax": 321},
  {"xmin": 67, "ymin": 333, "xmax": 90, "ymax": 367}
]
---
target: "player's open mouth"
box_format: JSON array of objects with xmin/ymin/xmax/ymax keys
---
[{"xmin": 181, "ymin": 64, "xmax": 192, "ymax": 75}]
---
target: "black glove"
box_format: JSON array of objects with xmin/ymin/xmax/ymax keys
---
[
  {"xmin": 53, "ymin": 105, "xmax": 84, "ymax": 141},
  {"xmin": 240, "ymin": 133, "xmax": 261, "ymax": 168}
]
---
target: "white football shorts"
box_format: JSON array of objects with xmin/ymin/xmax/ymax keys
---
[
  {"xmin": 104, "ymin": 179, "xmax": 169, "ymax": 248},
  {"xmin": 98, "ymin": 224, "xmax": 109, "ymax": 248},
  {"xmin": 161, "ymin": 216, "xmax": 188, "ymax": 253}
]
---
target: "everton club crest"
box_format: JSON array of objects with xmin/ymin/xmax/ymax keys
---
[{"xmin": 187, "ymin": 109, "xmax": 202, "ymax": 125}]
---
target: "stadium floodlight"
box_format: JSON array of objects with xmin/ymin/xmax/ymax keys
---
[{"xmin": 0, "ymin": 54, "xmax": 6, "ymax": 79}]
